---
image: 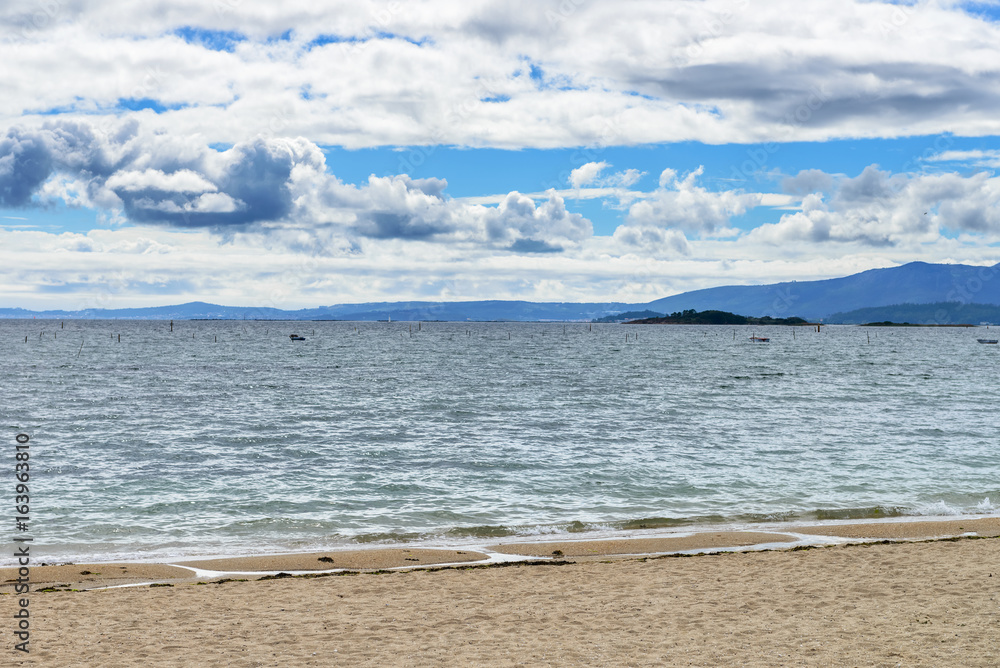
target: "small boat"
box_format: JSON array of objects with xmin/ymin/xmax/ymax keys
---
[
  {"xmin": 977, "ymin": 338, "xmax": 998, "ymax": 344},
  {"xmin": 289, "ymin": 334, "xmax": 306, "ymax": 341},
  {"xmin": 750, "ymin": 336, "xmax": 770, "ymax": 342}
]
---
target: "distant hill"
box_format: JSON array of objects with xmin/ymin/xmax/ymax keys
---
[
  {"xmin": 825, "ymin": 302, "xmax": 1000, "ymax": 325},
  {"xmin": 0, "ymin": 300, "xmax": 634, "ymax": 322},
  {"xmin": 645, "ymin": 262, "xmax": 1000, "ymax": 320},
  {"xmin": 3, "ymin": 261, "xmax": 999, "ymax": 321}
]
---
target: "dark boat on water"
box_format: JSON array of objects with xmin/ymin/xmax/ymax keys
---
[
  {"xmin": 977, "ymin": 338, "xmax": 998, "ymax": 344},
  {"xmin": 289, "ymin": 334, "xmax": 305, "ymax": 341}
]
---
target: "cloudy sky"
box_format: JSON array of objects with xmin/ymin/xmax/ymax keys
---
[{"xmin": 3, "ymin": 0, "xmax": 1000, "ymax": 310}]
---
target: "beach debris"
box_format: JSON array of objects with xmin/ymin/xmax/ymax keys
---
[
  {"xmin": 317, "ymin": 556, "xmax": 335, "ymax": 563},
  {"xmin": 149, "ymin": 583, "xmax": 173, "ymax": 587},
  {"xmin": 552, "ymin": 550, "xmax": 564, "ymax": 556}
]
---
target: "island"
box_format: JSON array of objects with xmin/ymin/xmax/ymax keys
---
[{"xmin": 613, "ymin": 309, "xmax": 810, "ymax": 325}]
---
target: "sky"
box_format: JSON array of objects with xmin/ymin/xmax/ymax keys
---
[{"xmin": 2, "ymin": 0, "xmax": 1000, "ymax": 311}]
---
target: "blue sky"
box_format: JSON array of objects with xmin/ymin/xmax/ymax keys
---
[{"xmin": 2, "ymin": 1, "xmax": 1000, "ymax": 309}]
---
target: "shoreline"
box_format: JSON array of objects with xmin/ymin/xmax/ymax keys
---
[
  {"xmin": 4, "ymin": 521, "xmax": 999, "ymax": 666},
  {"xmin": 6, "ymin": 515, "xmax": 998, "ymax": 591}
]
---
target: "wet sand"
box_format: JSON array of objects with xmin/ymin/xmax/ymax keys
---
[{"xmin": 487, "ymin": 531, "xmax": 796, "ymax": 557}]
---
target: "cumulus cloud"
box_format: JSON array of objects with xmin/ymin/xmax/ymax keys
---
[
  {"xmin": 569, "ymin": 161, "xmax": 609, "ymax": 188},
  {"xmin": 0, "ymin": 119, "xmax": 600, "ymax": 255},
  {"xmin": 105, "ymin": 169, "xmax": 218, "ymax": 193},
  {"xmin": 0, "ymin": 121, "xmax": 329, "ymax": 228},
  {"xmin": 0, "ymin": 127, "xmax": 54, "ymax": 206},
  {"xmin": 612, "ymin": 225, "xmax": 692, "ymax": 256},
  {"xmin": 782, "ymin": 169, "xmax": 835, "ymax": 196},
  {"xmin": 749, "ymin": 165, "xmax": 1000, "ymax": 246},
  {"xmin": 625, "ymin": 166, "xmax": 761, "ymax": 233},
  {"xmin": 482, "ymin": 191, "xmax": 592, "ymax": 251}
]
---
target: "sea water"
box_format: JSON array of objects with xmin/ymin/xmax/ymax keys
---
[{"xmin": 1, "ymin": 319, "xmax": 998, "ymax": 565}]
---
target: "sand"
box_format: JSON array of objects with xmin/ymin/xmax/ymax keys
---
[
  {"xmin": 795, "ymin": 517, "xmax": 1000, "ymax": 540},
  {"xmin": 178, "ymin": 548, "xmax": 486, "ymax": 573},
  {"xmin": 4, "ymin": 520, "xmax": 999, "ymax": 666},
  {"xmin": 0, "ymin": 550, "xmax": 487, "ymax": 591}
]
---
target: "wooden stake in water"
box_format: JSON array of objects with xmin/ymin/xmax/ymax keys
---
[
  {"xmin": 868, "ymin": 331, "xmax": 871, "ymax": 344},
  {"xmin": 117, "ymin": 334, "xmax": 120, "ymax": 343},
  {"xmin": 77, "ymin": 340, "xmax": 84, "ymax": 357},
  {"xmin": 170, "ymin": 320, "xmax": 173, "ymax": 332}
]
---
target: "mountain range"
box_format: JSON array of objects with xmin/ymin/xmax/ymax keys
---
[{"xmin": 3, "ymin": 261, "xmax": 999, "ymax": 323}]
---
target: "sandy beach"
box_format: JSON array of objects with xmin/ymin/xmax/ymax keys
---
[{"xmin": 4, "ymin": 518, "xmax": 1000, "ymax": 666}]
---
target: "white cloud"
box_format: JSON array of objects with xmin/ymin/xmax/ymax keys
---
[
  {"xmin": 105, "ymin": 169, "xmax": 218, "ymax": 193},
  {"xmin": 3, "ymin": 1, "xmax": 1000, "ymax": 148},
  {"xmin": 611, "ymin": 225, "xmax": 692, "ymax": 256},
  {"xmin": 626, "ymin": 166, "xmax": 762, "ymax": 233},
  {"xmin": 748, "ymin": 165, "xmax": 1000, "ymax": 246},
  {"xmin": 925, "ymin": 149, "xmax": 1000, "ymax": 168},
  {"xmin": 569, "ymin": 161, "xmax": 609, "ymax": 188}
]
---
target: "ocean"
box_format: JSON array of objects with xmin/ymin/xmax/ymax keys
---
[{"xmin": 2, "ymin": 318, "xmax": 998, "ymax": 566}]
